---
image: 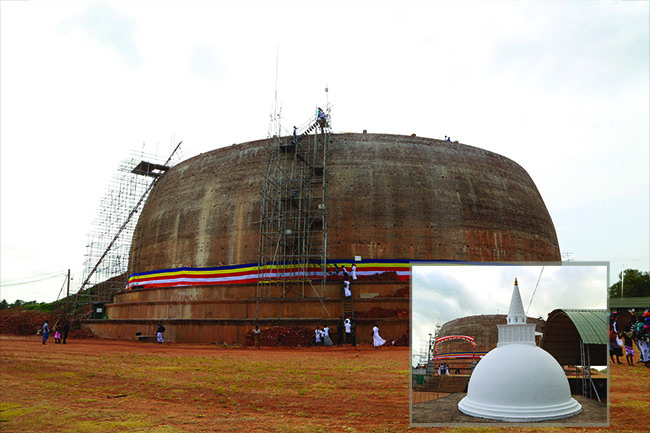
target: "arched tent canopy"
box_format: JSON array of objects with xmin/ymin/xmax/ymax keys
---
[{"xmin": 541, "ymin": 309, "xmax": 607, "ymax": 366}]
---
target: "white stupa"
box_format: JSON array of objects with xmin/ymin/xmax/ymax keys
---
[{"xmin": 457, "ymin": 278, "xmax": 582, "ymax": 422}]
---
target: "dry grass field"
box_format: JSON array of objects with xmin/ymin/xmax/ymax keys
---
[{"xmin": 1, "ymin": 335, "xmax": 648, "ymax": 432}]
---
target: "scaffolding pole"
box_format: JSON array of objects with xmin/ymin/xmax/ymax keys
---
[
  {"xmin": 72, "ymin": 142, "xmax": 183, "ymax": 316},
  {"xmin": 255, "ymin": 107, "xmax": 331, "ymax": 320}
]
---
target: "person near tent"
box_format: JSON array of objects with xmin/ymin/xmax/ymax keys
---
[
  {"xmin": 622, "ymin": 325, "xmax": 635, "ymax": 366},
  {"xmin": 371, "ymin": 323, "xmax": 386, "ymax": 348},
  {"xmin": 609, "ymin": 325, "xmax": 623, "ymax": 364}
]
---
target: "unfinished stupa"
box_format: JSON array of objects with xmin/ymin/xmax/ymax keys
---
[{"xmin": 457, "ymin": 279, "xmax": 582, "ymax": 422}]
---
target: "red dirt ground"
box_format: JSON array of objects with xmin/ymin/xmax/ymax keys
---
[{"xmin": 1, "ymin": 335, "xmax": 649, "ymax": 432}]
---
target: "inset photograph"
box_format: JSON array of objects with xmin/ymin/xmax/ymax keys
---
[{"xmin": 410, "ymin": 263, "xmax": 608, "ymax": 427}]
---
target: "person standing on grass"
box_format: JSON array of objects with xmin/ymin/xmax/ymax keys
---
[
  {"xmin": 622, "ymin": 325, "xmax": 635, "ymax": 366},
  {"xmin": 371, "ymin": 323, "xmax": 386, "ymax": 348},
  {"xmin": 609, "ymin": 325, "xmax": 623, "ymax": 364},
  {"xmin": 253, "ymin": 325, "xmax": 262, "ymax": 349},
  {"xmin": 62, "ymin": 320, "xmax": 70, "ymax": 344},
  {"xmin": 42, "ymin": 321, "xmax": 50, "ymax": 345},
  {"xmin": 156, "ymin": 322, "xmax": 166, "ymax": 344}
]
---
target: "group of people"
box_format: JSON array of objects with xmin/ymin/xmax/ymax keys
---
[
  {"xmin": 609, "ymin": 312, "xmax": 650, "ymax": 367},
  {"xmin": 330, "ymin": 263, "xmax": 357, "ymax": 298},
  {"xmin": 436, "ymin": 363, "xmax": 460, "ymax": 375},
  {"xmin": 314, "ymin": 325, "xmax": 334, "ymax": 346},
  {"xmin": 41, "ymin": 320, "xmax": 70, "ymax": 345},
  {"xmin": 331, "ymin": 263, "xmax": 357, "ymax": 281},
  {"xmin": 314, "ymin": 319, "xmax": 387, "ymax": 348}
]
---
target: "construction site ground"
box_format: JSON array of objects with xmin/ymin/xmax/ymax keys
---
[{"xmin": 1, "ymin": 335, "xmax": 649, "ymax": 433}]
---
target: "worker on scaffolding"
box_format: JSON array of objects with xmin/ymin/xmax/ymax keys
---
[
  {"xmin": 317, "ymin": 107, "xmax": 328, "ymax": 130},
  {"xmin": 292, "ymin": 126, "xmax": 298, "ymax": 144}
]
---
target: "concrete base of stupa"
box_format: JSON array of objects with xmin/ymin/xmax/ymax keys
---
[
  {"xmin": 411, "ymin": 393, "xmax": 606, "ymax": 426},
  {"xmin": 457, "ymin": 395, "xmax": 582, "ymax": 422}
]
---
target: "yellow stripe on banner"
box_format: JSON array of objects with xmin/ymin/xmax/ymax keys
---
[
  {"xmin": 340, "ymin": 263, "xmax": 410, "ymax": 269},
  {"xmin": 129, "ymin": 262, "xmax": 411, "ymax": 283},
  {"xmin": 129, "ymin": 266, "xmax": 259, "ymax": 282}
]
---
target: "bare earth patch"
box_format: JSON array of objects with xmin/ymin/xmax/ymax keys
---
[{"xmin": 1, "ymin": 335, "xmax": 648, "ymax": 432}]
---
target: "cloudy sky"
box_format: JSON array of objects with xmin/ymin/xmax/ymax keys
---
[
  {"xmin": 1, "ymin": 1, "xmax": 648, "ymax": 304},
  {"xmin": 411, "ymin": 263, "xmax": 608, "ymax": 366}
]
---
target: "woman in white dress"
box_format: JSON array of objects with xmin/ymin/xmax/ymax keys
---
[
  {"xmin": 372, "ymin": 324, "xmax": 386, "ymax": 348},
  {"xmin": 351, "ymin": 264, "xmax": 357, "ymax": 280},
  {"xmin": 322, "ymin": 325, "xmax": 333, "ymax": 346},
  {"xmin": 343, "ymin": 280, "xmax": 351, "ymax": 297}
]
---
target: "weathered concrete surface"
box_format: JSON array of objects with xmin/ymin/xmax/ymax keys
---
[
  {"xmin": 439, "ymin": 314, "xmax": 545, "ymax": 354},
  {"xmin": 411, "ymin": 393, "xmax": 607, "ymax": 426},
  {"xmin": 110, "ymin": 133, "xmax": 560, "ymax": 343},
  {"xmin": 128, "ymin": 133, "xmax": 560, "ymax": 275},
  {"xmin": 433, "ymin": 315, "xmax": 545, "ymax": 373},
  {"xmin": 84, "ymin": 317, "xmax": 408, "ymax": 345}
]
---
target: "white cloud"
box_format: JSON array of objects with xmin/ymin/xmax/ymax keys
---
[{"xmin": 1, "ymin": 1, "xmax": 647, "ymax": 304}]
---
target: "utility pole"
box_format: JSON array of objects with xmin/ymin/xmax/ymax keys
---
[{"xmin": 66, "ymin": 269, "xmax": 70, "ymax": 315}]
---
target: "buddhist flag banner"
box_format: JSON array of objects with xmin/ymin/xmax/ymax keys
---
[{"xmin": 126, "ymin": 259, "xmax": 415, "ymax": 290}]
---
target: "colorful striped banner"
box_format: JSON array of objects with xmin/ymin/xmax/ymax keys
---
[
  {"xmin": 126, "ymin": 259, "xmax": 419, "ymax": 290},
  {"xmin": 435, "ymin": 352, "xmax": 488, "ymax": 360}
]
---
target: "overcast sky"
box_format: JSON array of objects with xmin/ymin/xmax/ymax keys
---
[
  {"xmin": 411, "ymin": 263, "xmax": 608, "ymax": 366},
  {"xmin": 1, "ymin": 1, "xmax": 648, "ymax": 304}
]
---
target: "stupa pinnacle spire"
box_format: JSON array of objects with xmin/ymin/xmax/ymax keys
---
[{"xmin": 507, "ymin": 278, "xmax": 527, "ymax": 324}]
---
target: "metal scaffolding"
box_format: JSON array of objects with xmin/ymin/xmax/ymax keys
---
[
  {"xmin": 76, "ymin": 145, "xmax": 183, "ymax": 309},
  {"xmin": 256, "ymin": 107, "xmax": 331, "ymax": 318}
]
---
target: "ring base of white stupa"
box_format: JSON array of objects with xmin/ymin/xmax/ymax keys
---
[{"xmin": 458, "ymin": 396, "xmax": 582, "ymax": 422}]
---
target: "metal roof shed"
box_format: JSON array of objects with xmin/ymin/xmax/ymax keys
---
[
  {"xmin": 541, "ymin": 309, "xmax": 608, "ymax": 401},
  {"xmin": 541, "ymin": 309, "xmax": 607, "ymax": 366}
]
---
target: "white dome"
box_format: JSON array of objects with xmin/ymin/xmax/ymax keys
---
[{"xmin": 458, "ymin": 336, "xmax": 582, "ymax": 422}]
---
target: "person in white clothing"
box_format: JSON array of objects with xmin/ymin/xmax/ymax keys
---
[
  {"xmin": 322, "ymin": 325, "xmax": 333, "ymax": 346},
  {"xmin": 344, "ymin": 318, "xmax": 352, "ymax": 345},
  {"xmin": 351, "ymin": 263, "xmax": 357, "ymax": 280},
  {"xmin": 372, "ymin": 324, "xmax": 386, "ymax": 348},
  {"xmin": 315, "ymin": 327, "xmax": 322, "ymax": 346},
  {"xmin": 343, "ymin": 280, "xmax": 351, "ymax": 297}
]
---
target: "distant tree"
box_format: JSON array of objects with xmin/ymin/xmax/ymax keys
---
[
  {"xmin": 0, "ymin": 299, "xmax": 8, "ymax": 310},
  {"xmin": 608, "ymin": 269, "xmax": 650, "ymax": 298},
  {"xmin": 6, "ymin": 300, "xmax": 39, "ymax": 309}
]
